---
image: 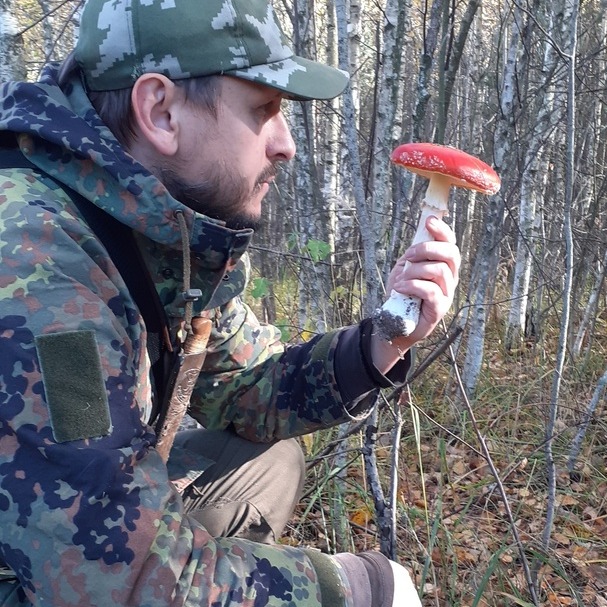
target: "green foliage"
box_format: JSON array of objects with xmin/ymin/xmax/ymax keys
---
[
  {"xmin": 285, "ymin": 233, "xmax": 331, "ymax": 263},
  {"xmin": 250, "ymin": 276, "xmax": 270, "ymax": 299},
  {"xmin": 275, "ymin": 321, "xmax": 292, "ymax": 343},
  {"xmin": 304, "ymin": 239, "xmax": 331, "ymax": 263}
]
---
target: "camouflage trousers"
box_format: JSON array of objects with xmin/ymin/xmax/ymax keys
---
[{"xmin": 174, "ymin": 429, "xmax": 306, "ymax": 543}]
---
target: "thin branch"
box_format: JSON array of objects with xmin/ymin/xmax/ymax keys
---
[
  {"xmin": 17, "ymin": 0, "xmax": 82, "ymax": 36},
  {"xmin": 363, "ymin": 404, "xmax": 394, "ymax": 557},
  {"xmin": 446, "ymin": 323, "xmax": 540, "ymax": 605},
  {"xmin": 406, "ymin": 324, "xmax": 462, "ymax": 382},
  {"xmin": 567, "ymin": 367, "xmax": 607, "ymax": 473}
]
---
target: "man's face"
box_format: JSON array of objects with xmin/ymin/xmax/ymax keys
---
[{"xmin": 161, "ymin": 76, "xmax": 296, "ymax": 230}]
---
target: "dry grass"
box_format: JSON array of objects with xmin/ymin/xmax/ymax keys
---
[{"xmin": 282, "ymin": 342, "xmax": 607, "ymax": 606}]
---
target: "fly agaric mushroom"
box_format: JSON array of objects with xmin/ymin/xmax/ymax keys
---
[{"xmin": 373, "ymin": 142, "xmax": 501, "ymax": 341}]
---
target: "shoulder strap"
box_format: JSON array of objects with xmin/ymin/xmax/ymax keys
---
[{"xmin": 0, "ymin": 146, "xmax": 170, "ymax": 410}]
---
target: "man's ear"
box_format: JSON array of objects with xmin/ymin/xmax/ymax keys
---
[{"xmin": 130, "ymin": 74, "xmax": 180, "ymax": 156}]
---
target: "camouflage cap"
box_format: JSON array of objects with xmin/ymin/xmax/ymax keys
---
[{"xmin": 74, "ymin": 0, "xmax": 349, "ymax": 100}]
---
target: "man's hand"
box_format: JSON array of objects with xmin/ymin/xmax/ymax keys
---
[{"xmin": 371, "ymin": 216, "xmax": 461, "ymax": 373}]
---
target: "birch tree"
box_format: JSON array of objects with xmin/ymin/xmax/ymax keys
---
[
  {"xmin": 368, "ymin": 0, "xmax": 408, "ymax": 280},
  {"xmin": 435, "ymin": 0, "xmax": 482, "ymax": 144},
  {"xmin": 504, "ymin": 0, "xmax": 566, "ymax": 351},
  {"xmin": 39, "ymin": 0, "xmax": 55, "ymax": 63},
  {"xmin": 321, "ymin": 0, "xmax": 341, "ymax": 267},
  {"xmin": 538, "ymin": 0, "xmax": 579, "ymax": 565},
  {"xmin": 335, "ymin": 0, "xmax": 379, "ymax": 314},
  {"xmin": 570, "ymin": 0, "xmax": 607, "ymax": 359},
  {"xmin": 573, "ymin": 229, "xmax": 607, "ymax": 359},
  {"xmin": 459, "ymin": 0, "xmax": 526, "ymax": 398},
  {"xmin": 411, "ymin": 0, "xmax": 442, "ymax": 143},
  {"xmin": 290, "ymin": 0, "xmax": 335, "ymax": 334}
]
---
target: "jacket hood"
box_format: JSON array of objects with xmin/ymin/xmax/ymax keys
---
[{"xmin": 0, "ymin": 63, "xmax": 253, "ymax": 264}]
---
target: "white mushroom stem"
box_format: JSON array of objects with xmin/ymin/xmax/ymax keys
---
[
  {"xmin": 375, "ymin": 173, "xmax": 453, "ymax": 340},
  {"xmin": 410, "ymin": 173, "xmax": 452, "ymax": 244}
]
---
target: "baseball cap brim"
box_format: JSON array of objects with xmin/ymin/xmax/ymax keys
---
[{"xmin": 229, "ymin": 55, "xmax": 349, "ymax": 101}]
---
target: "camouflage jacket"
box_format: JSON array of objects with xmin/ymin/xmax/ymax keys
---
[{"xmin": 0, "ymin": 65, "xmax": 410, "ymax": 606}]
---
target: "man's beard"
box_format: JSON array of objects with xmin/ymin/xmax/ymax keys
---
[{"xmin": 159, "ymin": 164, "xmax": 277, "ymax": 231}]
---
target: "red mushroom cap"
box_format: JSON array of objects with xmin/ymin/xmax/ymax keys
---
[{"xmin": 391, "ymin": 142, "xmax": 501, "ymax": 195}]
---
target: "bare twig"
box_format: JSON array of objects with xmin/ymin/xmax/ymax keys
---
[
  {"xmin": 385, "ymin": 390, "xmax": 406, "ymax": 561},
  {"xmin": 363, "ymin": 404, "xmax": 395, "ymax": 557},
  {"xmin": 17, "ymin": 0, "xmax": 82, "ymax": 36},
  {"xmin": 305, "ymin": 419, "xmax": 367, "ymax": 469},
  {"xmin": 535, "ymin": 0, "xmax": 579, "ymax": 587}
]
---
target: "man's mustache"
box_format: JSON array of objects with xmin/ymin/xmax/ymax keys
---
[{"xmin": 255, "ymin": 165, "xmax": 278, "ymax": 188}]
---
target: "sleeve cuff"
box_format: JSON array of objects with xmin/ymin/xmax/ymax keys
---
[{"xmin": 334, "ymin": 319, "xmax": 412, "ymax": 405}]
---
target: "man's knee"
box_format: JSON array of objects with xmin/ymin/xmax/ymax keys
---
[
  {"xmin": 243, "ymin": 437, "xmax": 306, "ymax": 516},
  {"xmin": 266, "ymin": 437, "xmax": 306, "ymax": 491},
  {"xmin": 177, "ymin": 430, "xmax": 307, "ymax": 541}
]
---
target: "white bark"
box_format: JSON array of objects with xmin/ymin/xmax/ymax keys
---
[
  {"xmin": 538, "ymin": 0, "xmax": 579, "ymax": 571},
  {"xmin": 322, "ymin": 0, "xmax": 341, "ymax": 265},
  {"xmin": 369, "ymin": 0, "xmax": 408, "ymax": 281},
  {"xmin": 335, "ymin": 0, "xmax": 378, "ymax": 316},
  {"xmin": 38, "ymin": 0, "xmax": 54, "ymax": 63},
  {"xmin": 567, "ymin": 367, "xmax": 607, "ymax": 474},
  {"xmin": 291, "ymin": 0, "xmax": 333, "ymax": 334},
  {"xmin": 0, "ymin": 1, "xmax": 25, "ymax": 81},
  {"xmin": 571, "ymin": 2, "xmax": 607, "ymax": 359},
  {"xmin": 348, "ymin": 0, "xmax": 362, "ymax": 116},
  {"xmin": 411, "ymin": 0, "xmax": 442, "ymax": 142},
  {"xmin": 460, "ymin": 0, "xmax": 524, "ymax": 398},
  {"xmin": 573, "ymin": 249, "xmax": 607, "ymax": 358},
  {"xmin": 505, "ymin": 2, "xmax": 564, "ymax": 351}
]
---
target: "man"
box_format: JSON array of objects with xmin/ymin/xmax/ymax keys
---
[{"xmin": 0, "ymin": 0, "xmax": 460, "ymax": 605}]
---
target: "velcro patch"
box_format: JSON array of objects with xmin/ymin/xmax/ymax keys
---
[{"xmin": 35, "ymin": 330, "xmax": 111, "ymax": 443}]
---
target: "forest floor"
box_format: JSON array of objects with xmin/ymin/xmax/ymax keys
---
[{"xmin": 282, "ymin": 340, "xmax": 607, "ymax": 606}]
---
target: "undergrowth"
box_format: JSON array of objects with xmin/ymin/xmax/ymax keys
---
[
  {"xmin": 244, "ymin": 261, "xmax": 607, "ymax": 605},
  {"xmin": 281, "ymin": 340, "xmax": 607, "ymax": 606}
]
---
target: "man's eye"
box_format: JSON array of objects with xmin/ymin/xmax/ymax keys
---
[
  {"xmin": 259, "ymin": 103, "xmax": 272, "ymax": 117},
  {"xmin": 257, "ymin": 100, "xmax": 281, "ymax": 119}
]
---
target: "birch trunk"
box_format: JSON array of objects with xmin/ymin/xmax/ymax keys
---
[
  {"xmin": 336, "ymin": 0, "xmax": 378, "ymax": 314},
  {"xmin": 38, "ymin": 0, "xmax": 54, "ymax": 64},
  {"xmin": 322, "ymin": 0, "xmax": 341, "ymax": 268},
  {"xmin": 505, "ymin": 1, "xmax": 563, "ymax": 351},
  {"xmin": 394, "ymin": 0, "xmax": 440, "ymax": 270},
  {"xmin": 0, "ymin": 0, "xmax": 25, "ymax": 81},
  {"xmin": 454, "ymin": 9, "xmax": 485, "ymax": 273},
  {"xmin": 411, "ymin": 0, "xmax": 442, "ymax": 142},
  {"xmin": 460, "ymin": 0, "xmax": 525, "ymax": 398},
  {"xmin": 368, "ymin": 0, "xmax": 407, "ymax": 278},
  {"xmin": 292, "ymin": 0, "xmax": 334, "ymax": 334},
  {"xmin": 573, "ymin": 248, "xmax": 607, "ymax": 358},
  {"xmin": 435, "ymin": 0, "xmax": 482, "ymax": 144},
  {"xmin": 348, "ymin": 0, "xmax": 362, "ymax": 117},
  {"xmin": 571, "ymin": 2, "xmax": 607, "ymax": 359}
]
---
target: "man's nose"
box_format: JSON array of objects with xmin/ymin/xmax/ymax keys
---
[{"xmin": 267, "ymin": 112, "xmax": 296, "ymax": 162}]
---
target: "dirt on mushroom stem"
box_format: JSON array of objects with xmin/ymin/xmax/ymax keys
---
[{"xmin": 373, "ymin": 302, "xmax": 420, "ymax": 341}]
